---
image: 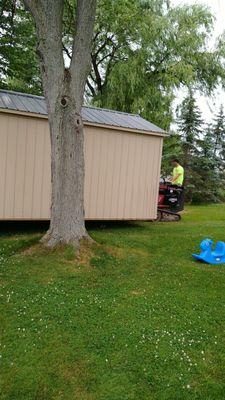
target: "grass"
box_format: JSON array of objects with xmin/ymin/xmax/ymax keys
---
[{"xmin": 1, "ymin": 205, "xmax": 225, "ymax": 399}]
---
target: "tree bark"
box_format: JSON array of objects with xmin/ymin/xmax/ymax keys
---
[
  {"xmin": 23, "ymin": 0, "xmax": 97, "ymax": 246},
  {"xmin": 44, "ymin": 70, "xmax": 88, "ymax": 246}
]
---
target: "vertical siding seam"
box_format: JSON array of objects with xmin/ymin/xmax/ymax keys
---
[
  {"xmin": 95, "ymin": 132, "xmax": 103, "ymax": 217},
  {"xmin": 40, "ymin": 124, "xmax": 46, "ymax": 218},
  {"xmin": 116, "ymin": 134, "xmax": 123, "ymax": 218},
  {"xmin": 31, "ymin": 121, "xmax": 37, "ymax": 218},
  {"xmin": 145, "ymin": 138, "xmax": 153, "ymax": 217},
  {"xmin": 3, "ymin": 116, "xmax": 9, "ymax": 218},
  {"xmin": 12, "ymin": 118, "xmax": 19, "ymax": 217},
  {"xmin": 109, "ymin": 133, "xmax": 118, "ymax": 218},
  {"xmin": 136, "ymin": 135, "xmax": 144, "ymax": 218},
  {"xmin": 102, "ymin": 133, "xmax": 109, "ymax": 218},
  {"xmin": 129, "ymin": 135, "xmax": 136, "ymax": 218},
  {"xmin": 122, "ymin": 137, "xmax": 130, "ymax": 218},
  {"xmin": 98, "ymin": 132, "xmax": 106, "ymax": 218},
  {"xmin": 149, "ymin": 140, "xmax": 155, "ymax": 217},
  {"xmin": 151, "ymin": 139, "xmax": 158, "ymax": 217},
  {"xmin": 142, "ymin": 137, "xmax": 149, "ymax": 218},
  {"xmin": 153, "ymin": 140, "xmax": 163, "ymax": 217},
  {"xmin": 128, "ymin": 134, "xmax": 137, "ymax": 218},
  {"xmin": 22, "ymin": 120, "xmax": 28, "ymax": 218},
  {"xmin": 89, "ymin": 132, "xmax": 95, "ymax": 217},
  {"xmin": 134, "ymin": 134, "xmax": 141, "ymax": 217},
  {"xmin": 83, "ymin": 131, "xmax": 87, "ymax": 217}
]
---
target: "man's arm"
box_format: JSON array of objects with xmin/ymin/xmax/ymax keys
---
[{"xmin": 171, "ymin": 173, "xmax": 182, "ymax": 183}]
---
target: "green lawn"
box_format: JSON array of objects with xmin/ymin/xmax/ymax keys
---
[{"xmin": 1, "ymin": 205, "xmax": 225, "ymax": 399}]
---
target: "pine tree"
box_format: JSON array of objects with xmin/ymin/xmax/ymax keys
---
[
  {"xmin": 176, "ymin": 100, "xmax": 225, "ymax": 203},
  {"xmin": 177, "ymin": 91, "xmax": 204, "ymax": 201},
  {"xmin": 195, "ymin": 125, "xmax": 219, "ymax": 203},
  {"xmin": 212, "ymin": 104, "xmax": 225, "ymax": 160},
  {"xmin": 177, "ymin": 90, "xmax": 203, "ymax": 154}
]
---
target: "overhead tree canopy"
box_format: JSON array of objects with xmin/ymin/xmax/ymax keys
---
[
  {"xmin": 1, "ymin": 0, "xmax": 225, "ymax": 129},
  {"xmin": 0, "ymin": 0, "xmax": 41, "ymax": 93}
]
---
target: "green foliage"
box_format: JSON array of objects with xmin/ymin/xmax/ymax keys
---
[
  {"xmin": 161, "ymin": 132, "xmax": 183, "ymax": 175},
  {"xmin": 89, "ymin": 1, "xmax": 225, "ymax": 129},
  {"xmin": 2, "ymin": 207, "xmax": 225, "ymax": 398},
  {"xmin": 1, "ymin": 0, "xmax": 225, "ymax": 132},
  {"xmin": 173, "ymin": 94, "xmax": 225, "ymax": 204},
  {"xmin": 212, "ymin": 105, "xmax": 225, "ymax": 160},
  {"xmin": 177, "ymin": 91, "xmax": 203, "ymax": 146},
  {"xmin": 0, "ymin": 0, "xmax": 41, "ymax": 94}
]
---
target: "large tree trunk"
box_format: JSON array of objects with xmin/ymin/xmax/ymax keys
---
[
  {"xmin": 23, "ymin": 0, "xmax": 97, "ymax": 247},
  {"xmin": 45, "ymin": 88, "xmax": 88, "ymax": 246}
]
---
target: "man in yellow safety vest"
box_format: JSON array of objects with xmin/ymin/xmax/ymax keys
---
[{"xmin": 170, "ymin": 158, "xmax": 184, "ymax": 186}]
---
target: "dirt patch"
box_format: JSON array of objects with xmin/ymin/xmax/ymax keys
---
[
  {"xmin": 76, "ymin": 242, "xmax": 98, "ymax": 267},
  {"xmin": 105, "ymin": 246, "xmax": 126, "ymax": 259},
  {"xmin": 21, "ymin": 243, "xmax": 43, "ymax": 255},
  {"xmin": 61, "ymin": 362, "xmax": 95, "ymax": 400},
  {"xmin": 130, "ymin": 290, "xmax": 144, "ymax": 296}
]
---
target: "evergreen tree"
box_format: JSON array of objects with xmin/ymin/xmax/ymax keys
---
[
  {"xmin": 212, "ymin": 104, "xmax": 225, "ymax": 160},
  {"xmin": 210, "ymin": 105, "xmax": 225, "ymax": 200},
  {"xmin": 161, "ymin": 132, "xmax": 182, "ymax": 176},
  {"xmin": 176, "ymin": 99, "xmax": 225, "ymax": 203},
  {"xmin": 177, "ymin": 91, "xmax": 204, "ymax": 198},
  {"xmin": 194, "ymin": 126, "xmax": 219, "ymax": 203},
  {"xmin": 177, "ymin": 91, "xmax": 203, "ymax": 152}
]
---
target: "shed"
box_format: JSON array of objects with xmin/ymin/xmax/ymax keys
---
[{"xmin": 0, "ymin": 90, "xmax": 166, "ymax": 221}]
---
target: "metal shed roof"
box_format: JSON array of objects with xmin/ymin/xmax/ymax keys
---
[{"xmin": 0, "ymin": 89, "xmax": 166, "ymax": 134}]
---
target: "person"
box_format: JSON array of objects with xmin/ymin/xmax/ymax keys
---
[{"xmin": 170, "ymin": 158, "xmax": 184, "ymax": 186}]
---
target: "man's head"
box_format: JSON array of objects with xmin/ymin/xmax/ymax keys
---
[{"xmin": 171, "ymin": 158, "xmax": 180, "ymax": 167}]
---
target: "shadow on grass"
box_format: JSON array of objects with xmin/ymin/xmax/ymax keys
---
[
  {"xmin": 0, "ymin": 221, "xmax": 50, "ymax": 237},
  {"xmin": 86, "ymin": 220, "xmax": 141, "ymax": 231},
  {"xmin": 0, "ymin": 220, "xmax": 142, "ymax": 237}
]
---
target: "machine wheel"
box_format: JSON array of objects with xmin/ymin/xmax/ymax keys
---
[
  {"xmin": 156, "ymin": 209, "xmax": 181, "ymax": 222},
  {"xmin": 156, "ymin": 210, "xmax": 162, "ymax": 222}
]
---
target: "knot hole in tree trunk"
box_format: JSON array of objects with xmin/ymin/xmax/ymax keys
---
[{"xmin": 61, "ymin": 96, "xmax": 69, "ymax": 108}]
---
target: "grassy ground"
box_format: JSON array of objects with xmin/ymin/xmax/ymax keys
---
[{"xmin": 1, "ymin": 205, "xmax": 225, "ymax": 399}]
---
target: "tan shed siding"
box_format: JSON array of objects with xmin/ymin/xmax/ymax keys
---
[
  {"xmin": 0, "ymin": 115, "xmax": 8, "ymax": 216},
  {"xmin": 0, "ymin": 112, "xmax": 163, "ymax": 220},
  {"xmin": 84, "ymin": 126, "xmax": 162, "ymax": 220},
  {"xmin": 0, "ymin": 113, "xmax": 51, "ymax": 219},
  {"xmin": 40, "ymin": 123, "xmax": 51, "ymax": 218}
]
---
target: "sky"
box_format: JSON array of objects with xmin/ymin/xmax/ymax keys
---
[{"xmin": 171, "ymin": 0, "xmax": 225, "ymax": 123}]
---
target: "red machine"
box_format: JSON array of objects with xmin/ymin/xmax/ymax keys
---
[{"xmin": 157, "ymin": 179, "xmax": 184, "ymax": 221}]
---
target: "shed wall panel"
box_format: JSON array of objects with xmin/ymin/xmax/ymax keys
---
[
  {"xmin": 84, "ymin": 126, "xmax": 162, "ymax": 220},
  {"xmin": 0, "ymin": 112, "xmax": 162, "ymax": 220}
]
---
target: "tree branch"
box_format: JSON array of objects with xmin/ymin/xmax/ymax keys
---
[
  {"xmin": 70, "ymin": 0, "xmax": 97, "ymax": 106},
  {"xmin": 22, "ymin": 0, "xmax": 65, "ymax": 103},
  {"xmin": 103, "ymin": 44, "xmax": 121, "ymax": 87},
  {"xmin": 93, "ymin": 34, "xmax": 115, "ymax": 59},
  {"xmin": 63, "ymin": 44, "xmax": 72, "ymax": 60},
  {"xmin": 86, "ymin": 78, "xmax": 96, "ymax": 97},
  {"xmin": 91, "ymin": 53, "xmax": 103, "ymax": 93}
]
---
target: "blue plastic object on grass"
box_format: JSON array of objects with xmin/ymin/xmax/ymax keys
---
[{"xmin": 193, "ymin": 239, "xmax": 225, "ymax": 265}]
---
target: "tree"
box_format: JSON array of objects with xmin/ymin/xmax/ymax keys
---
[
  {"xmin": 176, "ymin": 91, "xmax": 204, "ymax": 201},
  {"xmin": 88, "ymin": 1, "xmax": 225, "ymax": 130},
  {"xmin": 177, "ymin": 91, "xmax": 203, "ymax": 159},
  {"xmin": 0, "ymin": 0, "xmax": 41, "ymax": 93},
  {"xmin": 212, "ymin": 104, "xmax": 225, "ymax": 159},
  {"xmin": 161, "ymin": 132, "xmax": 182, "ymax": 176},
  {"xmin": 22, "ymin": 0, "xmax": 97, "ymax": 247},
  {"xmin": 2, "ymin": 1, "xmax": 225, "ymax": 131},
  {"xmin": 191, "ymin": 127, "xmax": 219, "ymax": 204}
]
